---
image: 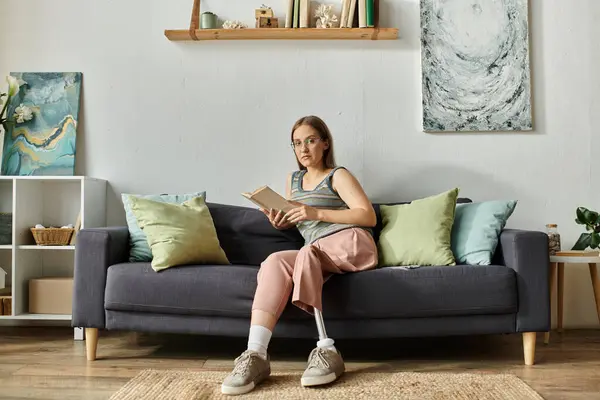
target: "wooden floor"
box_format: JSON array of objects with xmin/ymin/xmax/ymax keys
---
[{"xmin": 0, "ymin": 328, "xmax": 599, "ymax": 399}]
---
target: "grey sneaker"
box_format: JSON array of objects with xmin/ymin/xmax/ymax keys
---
[
  {"xmin": 221, "ymin": 350, "xmax": 271, "ymax": 395},
  {"xmin": 301, "ymin": 347, "xmax": 345, "ymax": 387}
]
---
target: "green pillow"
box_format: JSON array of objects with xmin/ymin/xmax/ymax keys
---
[
  {"xmin": 378, "ymin": 188, "xmax": 459, "ymax": 267},
  {"xmin": 122, "ymin": 191, "xmax": 206, "ymax": 262},
  {"xmin": 451, "ymin": 200, "xmax": 517, "ymax": 265},
  {"xmin": 128, "ymin": 195, "xmax": 229, "ymax": 272}
]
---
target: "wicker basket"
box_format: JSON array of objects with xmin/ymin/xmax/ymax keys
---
[{"xmin": 30, "ymin": 228, "xmax": 74, "ymax": 246}]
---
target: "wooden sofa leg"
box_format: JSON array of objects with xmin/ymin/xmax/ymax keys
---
[
  {"xmin": 86, "ymin": 328, "xmax": 98, "ymax": 361},
  {"xmin": 522, "ymin": 332, "xmax": 536, "ymax": 365}
]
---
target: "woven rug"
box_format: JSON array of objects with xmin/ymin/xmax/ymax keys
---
[{"xmin": 109, "ymin": 369, "xmax": 544, "ymax": 399}]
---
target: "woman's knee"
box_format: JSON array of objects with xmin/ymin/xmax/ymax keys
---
[{"xmin": 259, "ymin": 251, "xmax": 295, "ymax": 279}]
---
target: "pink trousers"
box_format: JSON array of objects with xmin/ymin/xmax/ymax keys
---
[{"xmin": 252, "ymin": 227, "xmax": 378, "ymax": 318}]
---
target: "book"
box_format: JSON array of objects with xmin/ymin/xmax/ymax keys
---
[
  {"xmin": 554, "ymin": 250, "xmax": 600, "ymax": 257},
  {"xmin": 242, "ymin": 186, "xmax": 294, "ymax": 213}
]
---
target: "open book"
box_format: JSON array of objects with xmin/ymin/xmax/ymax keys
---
[{"xmin": 242, "ymin": 185, "xmax": 294, "ymax": 213}]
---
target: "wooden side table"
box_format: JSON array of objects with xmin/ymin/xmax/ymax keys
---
[{"xmin": 544, "ymin": 255, "xmax": 600, "ymax": 344}]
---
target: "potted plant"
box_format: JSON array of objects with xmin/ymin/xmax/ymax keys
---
[{"xmin": 572, "ymin": 206, "xmax": 600, "ymax": 250}]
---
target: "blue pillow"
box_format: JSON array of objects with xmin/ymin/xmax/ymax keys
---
[
  {"xmin": 121, "ymin": 191, "xmax": 206, "ymax": 262},
  {"xmin": 451, "ymin": 200, "xmax": 517, "ymax": 265}
]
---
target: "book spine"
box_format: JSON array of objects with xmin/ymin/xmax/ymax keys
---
[
  {"xmin": 358, "ymin": 0, "xmax": 367, "ymax": 28},
  {"xmin": 347, "ymin": 0, "xmax": 357, "ymax": 27},
  {"xmin": 293, "ymin": 0, "xmax": 300, "ymax": 28},
  {"xmin": 366, "ymin": 0, "xmax": 374, "ymax": 27},
  {"xmin": 299, "ymin": 0, "xmax": 308, "ymax": 27},
  {"xmin": 340, "ymin": 0, "xmax": 350, "ymax": 28},
  {"xmin": 285, "ymin": 0, "xmax": 294, "ymax": 28}
]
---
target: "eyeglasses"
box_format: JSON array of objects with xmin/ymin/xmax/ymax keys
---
[{"xmin": 290, "ymin": 137, "xmax": 323, "ymax": 150}]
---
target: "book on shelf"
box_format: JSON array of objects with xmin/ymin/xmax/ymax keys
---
[
  {"xmin": 554, "ymin": 250, "xmax": 600, "ymax": 257},
  {"xmin": 241, "ymin": 186, "xmax": 294, "ymax": 213}
]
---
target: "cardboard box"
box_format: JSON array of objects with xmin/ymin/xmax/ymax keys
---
[{"xmin": 29, "ymin": 277, "xmax": 73, "ymax": 314}]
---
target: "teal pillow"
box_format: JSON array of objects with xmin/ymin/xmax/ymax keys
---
[
  {"xmin": 121, "ymin": 191, "xmax": 206, "ymax": 262},
  {"xmin": 451, "ymin": 200, "xmax": 517, "ymax": 265}
]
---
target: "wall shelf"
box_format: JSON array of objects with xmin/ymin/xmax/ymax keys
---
[
  {"xmin": 165, "ymin": 27, "xmax": 398, "ymax": 41},
  {"xmin": 165, "ymin": 0, "xmax": 398, "ymax": 41}
]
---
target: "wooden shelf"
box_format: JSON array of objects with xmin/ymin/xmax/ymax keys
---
[
  {"xmin": 165, "ymin": 27, "xmax": 398, "ymax": 41},
  {"xmin": 18, "ymin": 245, "xmax": 75, "ymax": 251}
]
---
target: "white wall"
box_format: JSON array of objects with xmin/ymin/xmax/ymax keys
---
[{"xmin": 0, "ymin": 0, "xmax": 598, "ymax": 328}]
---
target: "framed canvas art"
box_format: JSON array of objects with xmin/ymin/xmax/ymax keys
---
[
  {"xmin": 420, "ymin": 0, "xmax": 533, "ymax": 132},
  {"xmin": 1, "ymin": 72, "xmax": 82, "ymax": 175}
]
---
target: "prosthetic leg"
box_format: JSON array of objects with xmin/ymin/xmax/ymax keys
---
[{"xmin": 314, "ymin": 307, "xmax": 335, "ymax": 348}]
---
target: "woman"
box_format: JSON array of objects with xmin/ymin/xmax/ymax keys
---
[{"xmin": 221, "ymin": 115, "xmax": 378, "ymax": 396}]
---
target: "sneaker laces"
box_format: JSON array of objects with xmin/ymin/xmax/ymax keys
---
[
  {"xmin": 307, "ymin": 347, "xmax": 331, "ymax": 370},
  {"xmin": 231, "ymin": 350, "xmax": 256, "ymax": 377}
]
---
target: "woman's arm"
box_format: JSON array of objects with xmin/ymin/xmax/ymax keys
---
[{"xmin": 285, "ymin": 169, "xmax": 377, "ymax": 227}]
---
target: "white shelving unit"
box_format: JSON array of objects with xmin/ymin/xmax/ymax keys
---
[{"xmin": 0, "ymin": 176, "xmax": 106, "ymax": 322}]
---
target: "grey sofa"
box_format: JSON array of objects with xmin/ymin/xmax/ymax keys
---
[{"xmin": 72, "ymin": 199, "xmax": 550, "ymax": 365}]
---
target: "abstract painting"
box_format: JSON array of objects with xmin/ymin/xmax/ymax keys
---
[
  {"xmin": 420, "ymin": 0, "xmax": 532, "ymax": 132},
  {"xmin": 1, "ymin": 72, "xmax": 82, "ymax": 175}
]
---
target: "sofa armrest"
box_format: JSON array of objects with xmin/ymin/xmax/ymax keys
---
[
  {"xmin": 72, "ymin": 227, "xmax": 129, "ymax": 329},
  {"xmin": 495, "ymin": 229, "xmax": 550, "ymax": 332}
]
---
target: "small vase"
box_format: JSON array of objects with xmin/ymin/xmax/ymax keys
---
[{"xmin": 201, "ymin": 12, "xmax": 217, "ymax": 29}]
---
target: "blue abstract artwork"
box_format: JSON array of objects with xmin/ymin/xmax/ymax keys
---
[
  {"xmin": 420, "ymin": 0, "xmax": 532, "ymax": 132},
  {"xmin": 2, "ymin": 72, "xmax": 82, "ymax": 175}
]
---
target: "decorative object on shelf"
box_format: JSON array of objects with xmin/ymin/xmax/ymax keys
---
[
  {"xmin": 546, "ymin": 224, "xmax": 561, "ymax": 255},
  {"xmin": 1, "ymin": 72, "xmax": 82, "ymax": 176},
  {"xmin": 255, "ymin": 4, "xmax": 274, "ymax": 19},
  {"xmin": 222, "ymin": 20, "xmax": 247, "ymax": 29},
  {"xmin": 30, "ymin": 226, "xmax": 75, "ymax": 246},
  {"xmin": 572, "ymin": 206, "xmax": 600, "ymax": 250},
  {"xmin": 200, "ymin": 12, "xmax": 217, "ymax": 29},
  {"xmin": 0, "ymin": 212, "xmax": 11, "ymax": 245},
  {"xmin": 315, "ymin": 4, "xmax": 338, "ymax": 28},
  {"xmin": 257, "ymin": 16, "xmax": 279, "ymax": 28},
  {"xmin": 420, "ymin": 0, "xmax": 533, "ymax": 132},
  {"xmin": 254, "ymin": 4, "xmax": 277, "ymax": 28}
]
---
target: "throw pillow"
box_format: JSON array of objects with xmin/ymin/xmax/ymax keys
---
[
  {"xmin": 128, "ymin": 195, "xmax": 229, "ymax": 272},
  {"xmin": 378, "ymin": 188, "xmax": 459, "ymax": 267},
  {"xmin": 451, "ymin": 200, "xmax": 517, "ymax": 265},
  {"xmin": 122, "ymin": 191, "xmax": 206, "ymax": 262}
]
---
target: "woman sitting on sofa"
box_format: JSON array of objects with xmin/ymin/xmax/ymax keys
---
[{"xmin": 221, "ymin": 115, "xmax": 378, "ymax": 396}]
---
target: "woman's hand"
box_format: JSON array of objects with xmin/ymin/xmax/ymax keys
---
[
  {"xmin": 285, "ymin": 201, "xmax": 320, "ymax": 224},
  {"xmin": 261, "ymin": 208, "xmax": 295, "ymax": 230}
]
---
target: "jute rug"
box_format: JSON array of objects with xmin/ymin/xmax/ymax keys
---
[{"xmin": 109, "ymin": 369, "xmax": 544, "ymax": 399}]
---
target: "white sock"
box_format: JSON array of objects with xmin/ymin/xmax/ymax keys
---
[
  {"xmin": 247, "ymin": 325, "xmax": 272, "ymax": 359},
  {"xmin": 317, "ymin": 337, "xmax": 337, "ymax": 352}
]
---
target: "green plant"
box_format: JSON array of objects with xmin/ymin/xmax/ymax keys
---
[{"xmin": 572, "ymin": 206, "xmax": 600, "ymax": 250}]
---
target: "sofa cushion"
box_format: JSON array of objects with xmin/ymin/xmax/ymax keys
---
[
  {"xmin": 378, "ymin": 188, "xmax": 459, "ymax": 267},
  {"xmin": 105, "ymin": 263, "xmax": 517, "ymax": 320},
  {"xmin": 129, "ymin": 196, "xmax": 229, "ymax": 271},
  {"xmin": 122, "ymin": 191, "xmax": 206, "ymax": 262},
  {"xmin": 207, "ymin": 202, "xmax": 305, "ymax": 266}
]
